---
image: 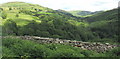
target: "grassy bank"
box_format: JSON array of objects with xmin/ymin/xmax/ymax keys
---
[{"xmin": 2, "ymin": 37, "xmax": 120, "ymax": 58}]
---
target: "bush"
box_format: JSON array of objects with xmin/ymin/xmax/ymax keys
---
[
  {"xmin": 1, "ymin": 12, "xmax": 7, "ymax": 19},
  {"xmin": 2, "ymin": 38, "xmax": 53, "ymax": 57},
  {"xmin": 16, "ymin": 14, "xmax": 19, "ymax": 17},
  {"xmin": 2, "ymin": 47, "xmax": 17, "ymax": 57},
  {"xmin": 50, "ymin": 48, "xmax": 84, "ymax": 57},
  {"xmin": 2, "ymin": 37, "xmax": 119, "ymax": 57},
  {"xmin": 106, "ymin": 47, "xmax": 120, "ymax": 57}
]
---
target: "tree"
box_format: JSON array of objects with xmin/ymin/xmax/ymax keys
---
[
  {"xmin": 1, "ymin": 12, "xmax": 7, "ymax": 19},
  {"xmin": 16, "ymin": 14, "xmax": 19, "ymax": 17},
  {"xmin": 0, "ymin": 8, "xmax": 3, "ymax": 11},
  {"xmin": 3, "ymin": 19, "xmax": 18, "ymax": 35},
  {"xmin": 9, "ymin": 8, "xmax": 12, "ymax": 10}
]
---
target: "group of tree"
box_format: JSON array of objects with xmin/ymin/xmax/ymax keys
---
[
  {"xmin": 2, "ymin": 18, "xmax": 94, "ymax": 41},
  {"xmin": 1, "ymin": 2, "xmax": 119, "ymax": 43}
]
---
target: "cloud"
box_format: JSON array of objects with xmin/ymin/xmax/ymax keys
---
[{"xmin": 0, "ymin": 0, "xmax": 119, "ymax": 11}]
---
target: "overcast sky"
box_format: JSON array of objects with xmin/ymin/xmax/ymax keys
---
[{"xmin": 0, "ymin": 0, "xmax": 119, "ymax": 11}]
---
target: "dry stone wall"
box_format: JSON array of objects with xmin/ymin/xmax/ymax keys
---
[{"xmin": 1, "ymin": 36, "xmax": 119, "ymax": 52}]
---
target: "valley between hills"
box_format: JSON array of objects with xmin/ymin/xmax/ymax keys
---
[{"xmin": 0, "ymin": 2, "xmax": 119, "ymax": 58}]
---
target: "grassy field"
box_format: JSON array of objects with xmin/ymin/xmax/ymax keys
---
[{"xmin": 0, "ymin": 10, "xmax": 41, "ymax": 26}]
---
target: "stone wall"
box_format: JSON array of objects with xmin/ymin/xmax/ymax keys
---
[{"xmin": 1, "ymin": 36, "xmax": 119, "ymax": 52}]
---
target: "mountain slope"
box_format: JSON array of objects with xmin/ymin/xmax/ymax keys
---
[
  {"xmin": 1, "ymin": 2, "xmax": 119, "ymax": 58},
  {"xmin": 68, "ymin": 10, "xmax": 103, "ymax": 17},
  {"xmin": 85, "ymin": 8, "xmax": 119, "ymax": 42},
  {"xmin": 0, "ymin": 2, "xmax": 119, "ymax": 43},
  {"xmin": 0, "ymin": 2, "xmax": 80, "ymax": 26},
  {"xmin": 1, "ymin": 2, "xmax": 92, "ymax": 41},
  {"xmin": 84, "ymin": 8, "xmax": 118, "ymax": 22}
]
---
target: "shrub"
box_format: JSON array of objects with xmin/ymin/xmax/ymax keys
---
[
  {"xmin": 106, "ymin": 47, "xmax": 120, "ymax": 57},
  {"xmin": 51, "ymin": 48, "xmax": 84, "ymax": 57},
  {"xmin": 2, "ymin": 47, "xmax": 17, "ymax": 57},
  {"xmin": 3, "ymin": 37, "xmax": 119, "ymax": 57},
  {"xmin": 1, "ymin": 12, "xmax": 7, "ymax": 19},
  {"xmin": 16, "ymin": 14, "xmax": 19, "ymax": 17}
]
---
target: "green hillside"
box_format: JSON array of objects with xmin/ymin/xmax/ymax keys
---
[
  {"xmin": 1, "ymin": 2, "xmax": 91, "ymax": 41},
  {"xmin": 0, "ymin": 2, "xmax": 83, "ymax": 26},
  {"xmin": 84, "ymin": 8, "xmax": 118, "ymax": 22},
  {"xmin": 68, "ymin": 10, "xmax": 103, "ymax": 17},
  {"xmin": 0, "ymin": 2, "xmax": 119, "ymax": 42},
  {"xmin": 0, "ymin": 2, "xmax": 119, "ymax": 58},
  {"xmin": 84, "ymin": 8, "xmax": 119, "ymax": 42}
]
